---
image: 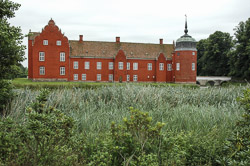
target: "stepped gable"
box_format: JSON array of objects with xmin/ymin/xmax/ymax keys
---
[{"xmin": 69, "ymin": 40, "xmax": 174, "ymax": 60}]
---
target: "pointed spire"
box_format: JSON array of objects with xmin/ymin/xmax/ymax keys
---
[{"xmin": 184, "ymin": 14, "xmax": 188, "ymax": 35}]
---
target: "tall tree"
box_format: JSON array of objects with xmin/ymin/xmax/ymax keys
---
[
  {"xmin": 196, "ymin": 39, "xmax": 207, "ymax": 76},
  {"xmin": 0, "ymin": 0, "xmax": 25, "ymax": 79},
  {"xmin": 197, "ymin": 31, "xmax": 233, "ymax": 76},
  {"xmin": 0, "ymin": 0, "xmax": 25, "ymax": 114},
  {"xmin": 229, "ymin": 18, "xmax": 250, "ymax": 80}
]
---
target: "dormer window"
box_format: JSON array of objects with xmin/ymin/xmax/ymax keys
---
[
  {"xmin": 56, "ymin": 40, "xmax": 61, "ymax": 46},
  {"xmin": 43, "ymin": 40, "xmax": 48, "ymax": 45}
]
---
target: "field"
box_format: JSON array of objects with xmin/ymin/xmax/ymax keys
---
[
  {"xmin": 8, "ymin": 84, "xmax": 246, "ymax": 138},
  {"xmin": 3, "ymin": 82, "xmax": 249, "ymax": 165}
]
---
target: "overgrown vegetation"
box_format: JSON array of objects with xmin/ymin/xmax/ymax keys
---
[{"xmin": 1, "ymin": 86, "xmax": 250, "ymax": 165}]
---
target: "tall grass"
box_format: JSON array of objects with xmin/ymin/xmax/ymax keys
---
[{"xmin": 7, "ymin": 84, "xmax": 247, "ymax": 140}]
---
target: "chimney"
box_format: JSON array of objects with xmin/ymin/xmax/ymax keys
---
[
  {"xmin": 79, "ymin": 35, "xmax": 83, "ymax": 42},
  {"xmin": 160, "ymin": 38, "xmax": 163, "ymax": 45},
  {"xmin": 116, "ymin": 37, "xmax": 120, "ymax": 44}
]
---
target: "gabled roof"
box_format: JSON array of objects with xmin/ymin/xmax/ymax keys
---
[{"xmin": 69, "ymin": 40, "xmax": 174, "ymax": 59}]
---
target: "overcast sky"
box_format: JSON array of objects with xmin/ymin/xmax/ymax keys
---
[{"xmin": 9, "ymin": 0, "xmax": 250, "ymax": 67}]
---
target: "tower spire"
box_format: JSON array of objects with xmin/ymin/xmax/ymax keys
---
[{"xmin": 184, "ymin": 14, "xmax": 188, "ymax": 35}]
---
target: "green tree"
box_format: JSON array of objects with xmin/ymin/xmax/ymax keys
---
[
  {"xmin": 197, "ymin": 31, "xmax": 233, "ymax": 76},
  {"xmin": 196, "ymin": 39, "xmax": 207, "ymax": 76},
  {"xmin": 0, "ymin": 0, "xmax": 26, "ymax": 79},
  {"xmin": 0, "ymin": 0, "xmax": 25, "ymax": 114},
  {"xmin": 229, "ymin": 18, "xmax": 250, "ymax": 80}
]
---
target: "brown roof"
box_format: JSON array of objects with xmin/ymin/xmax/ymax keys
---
[{"xmin": 69, "ymin": 40, "xmax": 174, "ymax": 60}]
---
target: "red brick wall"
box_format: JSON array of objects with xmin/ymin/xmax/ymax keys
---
[
  {"xmin": 29, "ymin": 21, "xmax": 69, "ymax": 80},
  {"xmin": 173, "ymin": 50, "xmax": 197, "ymax": 83},
  {"xmin": 70, "ymin": 57, "xmax": 114, "ymax": 82}
]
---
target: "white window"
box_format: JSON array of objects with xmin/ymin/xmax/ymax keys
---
[
  {"xmin": 74, "ymin": 74, "xmax": 78, "ymax": 80},
  {"xmin": 118, "ymin": 62, "xmax": 123, "ymax": 70},
  {"xmin": 85, "ymin": 61, "xmax": 90, "ymax": 69},
  {"xmin": 82, "ymin": 74, "xmax": 86, "ymax": 80},
  {"xmin": 109, "ymin": 62, "xmax": 113, "ymax": 70},
  {"xmin": 97, "ymin": 74, "xmax": 101, "ymax": 81},
  {"xmin": 192, "ymin": 52, "xmax": 195, "ymax": 55},
  {"xmin": 60, "ymin": 67, "xmax": 65, "ymax": 75},
  {"xmin": 60, "ymin": 52, "xmax": 65, "ymax": 62},
  {"xmin": 39, "ymin": 52, "xmax": 45, "ymax": 61},
  {"xmin": 39, "ymin": 66, "xmax": 45, "ymax": 75},
  {"xmin": 127, "ymin": 75, "xmax": 130, "ymax": 81},
  {"xmin": 159, "ymin": 63, "xmax": 164, "ymax": 71},
  {"xmin": 133, "ymin": 63, "xmax": 138, "ymax": 70},
  {"xmin": 73, "ymin": 61, "xmax": 78, "ymax": 69},
  {"xmin": 133, "ymin": 75, "xmax": 138, "ymax": 82},
  {"xmin": 148, "ymin": 63, "xmax": 152, "ymax": 71},
  {"xmin": 192, "ymin": 63, "xmax": 195, "ymax": 71},
  {"xmin": 43, "ymin": 40, "xmax": 48, "ymax": 45},
  {"xmin": 176, "ymin": 63, "xmax": 180, "ymax": 71},
  {"xmin": 127, "ymin": 62, "xmax": 130, "ymax": 70},
  {"xmin": 109, "ymin": 74, "xmax": 113, "ymax": 81},
  {"xmin": 97, "ymin": 62, "xmax": 102, "ymax": 70},
  {"xmin": 56, "ymin": 40, "xmax": 61, "ymax": 46},
  {"xmin": 167, "ymin": 64, "xmax": 172, "ymax": 71}
]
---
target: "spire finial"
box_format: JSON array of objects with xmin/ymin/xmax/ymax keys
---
[{"xmin": 184, "ymin": 14, "xmax": 188, "ymax": 34}]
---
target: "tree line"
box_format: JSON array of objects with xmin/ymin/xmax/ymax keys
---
[{"xmin": 197, "ymin": 18, "xmax": 250, "ymax": 80}]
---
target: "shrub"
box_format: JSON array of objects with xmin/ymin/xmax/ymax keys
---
[
  {"xmin": 219, "ymin": 89, "xmax": 250, "ymax": 165},
  {"xmin": 0, "ymin": 89, "xmax": 84, "ymax": 166},
  {"xmin": 0, "ymin": 80, "xmax": 14, "ymax": 115}
]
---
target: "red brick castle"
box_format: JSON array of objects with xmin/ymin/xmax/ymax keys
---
[{"xmin": 28, "ymin": 18, "xmax": 197, "ymax": 83}]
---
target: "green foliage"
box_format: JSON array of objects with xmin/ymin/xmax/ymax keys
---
[
  {"xmin": 229, "ymin": 18, "xmax": 250, "ymax": 80},
  {"xmin": 0, "ymin": 89, "xmax": 83, "ymax": 165},
  {"xmin": 110, "ymin": 107, "xmax": 164, "ymax": 165},
  {"xmin": 197, "ymin": 31, "xmax": 233, "ymax": 76},
  {"xmin": 219, "ymin": 89, "xmax": 250, "ymax": 165},
  {"xmin": 0, "ymin": 0, "xmax": 26, "ymax": 80},
  {"xmin": 0, "ymin": 80, "xmax": 14, "ymax": 114}
]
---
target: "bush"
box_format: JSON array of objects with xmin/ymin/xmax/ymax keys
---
[
  {"xmin": 0, "ymin": 89, "xmax": 84, "ymax": 165},
  {"xmin": 0, "ymin": 80, "xmax": 14, "ymax": 115},
  {"xmin": 219, "ymin": 89, "xmax": 250, "ymax": 165}
]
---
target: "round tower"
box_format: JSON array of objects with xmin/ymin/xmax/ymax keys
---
[{"xmin": 173, "ymin": 16, "xmax": 197, "ymax": 83}]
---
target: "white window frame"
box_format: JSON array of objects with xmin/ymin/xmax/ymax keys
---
[
  {"xmin": 82, "ymin": 74, "xmax": 86, "ymax": 81},
  {"xmin": 148, "ymin": 63, "xmax": 152, "ymax": 71},
  {"xmin": 39, "ymin": 66, "xmax": 45, "ymax": 75},
  {"xmin": 56, "ymin": 40, "xmax": 61, "ymax": 46},
  {"xmin": 167, "ymin": 64, "xmax": 172, "ymax": 71},
  {"xmin": 43, "ymin": 40, "xmax": 48, "ymax": 45},
  {"xmin": 109, "ymin": 62, "xmax": 113, "ymax": 70},
  {"xmin": 118, "ymin": 62, "xmax": 123, "ymax": 70},
  {"xmin": 39, "ymin": 52, "xmax": 45, "ymax": 61},
  {"xmin": 60, "ymin": 67, "xmax": 65, "ymax": 75},
  {"xmin": 97, "ymin": 62, "xmax": 102, "ymax": 70},
  {"xmin": 60, "ymin": 52, "xmax": 65, "ymax": 62},
  {"xmin": 73, "ymin": 74, "xmax": 78, "ymax": 80},
  {"xmin": 73, "ymin": 61, "xmax": 78, "ymax": 69},
  {"xmin": 109, "ymin": 74, "xmax": 113, "ymax": 81},
  {"xmin": 159, "ymin": 63, "xmax": 164, "ymax": 71},
  {"xmin": 192, "ymin": 63, "xmax": 195, "ymax": 71},
  {"xmin": 133, "ymin": 75, "xmax": 138, "ymax": 82},
  {"xmin": 97, "ymin": 74, "xmax": 101, "ymax": 81},
  {"xmin": 176, "ymin": 63, "xmax": 180, "ymax": 71},
  {"xmin": 127, "ymin": 62, "xmax": 130, "ymax": 70},
  {"xmin": 192, "ymin": 52, "xmax": 195, "ymax": 55},
  {"xmin": 85, "ymin": 61, "xmax": 90, "ymax": 69},
  {"xmin": 127, "ymin": 75, "xmax": 130, "ymax": 81},
  {"xmin": 133, "ymin": 63, "xmax": 138, "ymax": 70}
]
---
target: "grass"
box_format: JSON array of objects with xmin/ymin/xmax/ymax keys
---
[
  {"xmin": 12, "ymin": 78, "xmax": 199, "ymax": 89},
  {"xmin": 6, "ymin": 84, "xmax": 248, "ymax": 142}
]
